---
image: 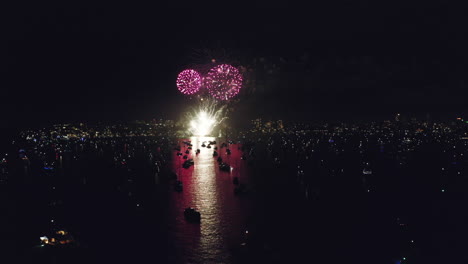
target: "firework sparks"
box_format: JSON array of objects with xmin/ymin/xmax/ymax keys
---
[
  {"xmin": 205, "ymin": 64, "xmax": 243, "ymax": 100},
  {"xmin": 176, "ymin": 69, "xmax": 202, "ymax": 95},
  {"xmin": 187, "ymin": 99, "xmax": 227, "ymax": 136}
]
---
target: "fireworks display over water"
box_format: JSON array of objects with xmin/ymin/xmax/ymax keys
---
[
  {"xmin": 177, "ymin": 62, "xmax": 242, "ymax": 136},
  {"xmin": 176, "ymin": 69, "xmax": 203, "ymax": 95}
]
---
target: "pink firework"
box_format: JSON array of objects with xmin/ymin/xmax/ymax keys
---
[
  {"xmin": 205, "ymin": 64, "xmax": 243, "ymax": 100},
  {"xmin": 176, "ymin": 69, "xmax": 202, "ymax": 95}
]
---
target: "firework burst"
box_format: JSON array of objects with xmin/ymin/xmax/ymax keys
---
[
  {"xmin": 176, "ymin": 69, "xmax": 202, "ymax": 95},
  {"xmin": 186, "ymin": 99, "xmax": 227, "ymax": 136},
  {"xmin": 205, "ymin": 64, "xmax": 243, "ymax": 100}
]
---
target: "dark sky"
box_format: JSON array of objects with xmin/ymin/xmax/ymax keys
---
[{"xmin": 2, "ymin": 4, "xmax": 466, "ymax": 129}]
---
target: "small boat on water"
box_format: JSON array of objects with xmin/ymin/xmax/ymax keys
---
[
  {"xmin": 213, "ymin": 151, "xmax": 218, "ymax": 157},
  {"xmin": 183, "ymin": 159, "xmax": 194, "ymax": 168},
  {"xmin": 38, "ymin": 228, "xmax": 78, "ymax": 248},
  {"xmin": 184, "ymin": 207, "xmax": 201, "ymax": 222},
  {"xmin": 174, "ymin": 180, "xmax": 183, "ymax": 192},
  {"xmin": 219, "ymin": 162, "xmax": 230, "ymax": 172}
]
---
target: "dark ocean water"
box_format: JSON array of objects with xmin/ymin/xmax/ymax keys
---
[{"xmin": 3, "ymin": 134, "xmax": 468, "ymax": 263}]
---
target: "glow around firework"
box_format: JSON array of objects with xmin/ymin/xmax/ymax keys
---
[
  {"xmin": 176, "ymin": 69, "xmax": 202, "ymax": 95},
  {"xmin": 205, "ymin": 64, "xmax": 243, "ymax": 100},
  {"xmin": 187, "ymin": 100, "xmax": 227, "ymax": 136}
]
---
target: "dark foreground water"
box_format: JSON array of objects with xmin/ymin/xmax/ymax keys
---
[{"xmin": 4, "ymin": 135, "xmax": 468, "ymax": 263}]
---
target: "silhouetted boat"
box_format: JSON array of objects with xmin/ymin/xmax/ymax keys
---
[
  {"xmin": 174, "ymin": 180, "xmax": 183, "ymax": 192},
  {"xmin": 183, "ymin": 159, "xmax": 194, "ymax": 169},
  {"xmin": 184, "ymin": 207, "xmax": 201, "ymax": 222},
  {"xmin": 219, "ymin": 163, "xmax": 230, "ymax": 172}
]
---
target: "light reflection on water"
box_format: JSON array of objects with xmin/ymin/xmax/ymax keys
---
[{"xmin": 168, "ymin": 137, "xmax": 252, "ymax": 264}]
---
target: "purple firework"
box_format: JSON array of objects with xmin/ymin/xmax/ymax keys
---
[
  {"xmin": 205, "ymin": 64, "xmax": 243, "ymax": 100},
  {"xmin": 176, "ymin": 69, "xmax": 202, "ymax": 95}
]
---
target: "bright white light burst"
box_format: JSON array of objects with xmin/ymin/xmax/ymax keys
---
[
  {"xmin": 187, "ymin": 100, "xmax": 226, "ymax": 137},
  {"xmin": 190, "ymin": 111, "xmax": 215, "ymax": 136}
]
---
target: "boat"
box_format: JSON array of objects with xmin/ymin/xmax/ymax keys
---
[
  {"xmin": 184, "ymin": 207, "xmax": 201, "ymax": 222},
  {"xmin": 207, "ymin": 145, "xmax": 212, "ymax": 149},
  {"xmin": 226, "ymin": 149, "xmax": 231, "ymax": 155},
  {"xmin": 174, "ymin": 180, "xmax": 183, "ymax": 192},
  {"xmin": 183, "ymin": 155, "xmax": 188, "ymax": 159},
  {"xmin": 201, "ymin": 143, "xmax": 206, "ymax": 147},
  {"xmin": 38, "ymin": 228, "xmax": 77, "ymax": 248},
  {"xmin": 185, "ymin": 150, "xmax": 190, "ymax": 154},
  {"xmin": 213, "ymin": 151, "xmax": 218, "ymax": 157},
  {"xmin": 183, "ymin": 159, "xmax": 194, "ymax": 168},
  {"xmin": 217, "ymin": 157, "xmax": 223, "ymax": 163},
  {"xmin": 219, "ymin": 162, "xmax": 230, "ymax": 172}
]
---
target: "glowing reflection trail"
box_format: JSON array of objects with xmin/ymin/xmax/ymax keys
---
[{"xmin": 168, "ymin": 137, "xmax": 254, "ymax": 264}]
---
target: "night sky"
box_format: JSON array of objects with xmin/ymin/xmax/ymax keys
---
[{"xmin": 2, "ymin": 5, "xmax": 466, "ymax": 129}]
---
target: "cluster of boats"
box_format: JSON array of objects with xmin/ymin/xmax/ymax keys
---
[{"xmin": 172, "ymin": 139, "xmax": 251, "ymax": 224}]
